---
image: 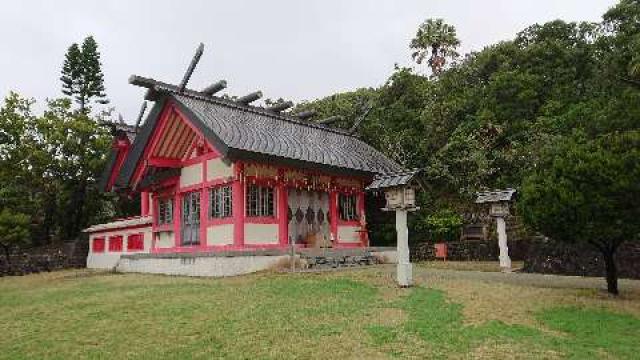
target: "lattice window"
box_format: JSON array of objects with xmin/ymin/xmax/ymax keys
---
[
  {"xmin": 246, "ymin": 185, "xmax": 275, "ymax": 217},
  {"xmin": 157, "ymin": 197, "xmax": 173, "ymax": 225},
  {"xmin": 182, "ymin": 191, "xmax": 201, "ymax": 246},
  {"xmin": 339, "ymin": 194, "xmax": 358, "ymax": 221},
  {"xmin": 209, "ymin": 185, "xmax": 233, "ymax": 218}
]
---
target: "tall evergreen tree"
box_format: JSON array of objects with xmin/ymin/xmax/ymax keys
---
[
  {"xmin": 60, "ymin": 36, "xmax": 108, "ymax": 113},
  {"xmin": 60, "ymin": 43, "xmax": 82, "ymax": 99}
]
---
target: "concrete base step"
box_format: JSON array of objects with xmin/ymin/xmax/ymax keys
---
[{"xmin": 301, "ymin": 253, "xmax": 382, "ymax": 270}]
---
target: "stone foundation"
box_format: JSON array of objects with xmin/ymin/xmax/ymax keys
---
[
  {"xmin": 115, "ymin": 247, "xmax": 397, "ymax": 277},
  {"xmin": 117, "ymin": 253, "xmax": 288, "ymax": 277},
  {"xmin": 410, "ymin": 239, "xmax": 530, "ymax": 262}
]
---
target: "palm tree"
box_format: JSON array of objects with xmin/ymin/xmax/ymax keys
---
[{"xmin": 410, "ymin": 19, "xmax": 460, "ymax": 76}]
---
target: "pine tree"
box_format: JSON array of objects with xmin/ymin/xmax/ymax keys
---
[
  {"xmin": 60, "ymin": 36, "xmax": 108, "ymax": 113},
  {"xmin": 60, "ymin": 43, "xmax": 82, "ymax": 98}
]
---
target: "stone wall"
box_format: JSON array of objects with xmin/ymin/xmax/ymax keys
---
[
  {"xmin": 0, "ymin": 239, "xmax": 88, "ymax": 276},
  {"xmin": 523, "ymin": 238, "xmax": 640, "ymax": 279},
  {"xmin": 410, "ymin": 239, "xmax": 530, "ymax": 262}
]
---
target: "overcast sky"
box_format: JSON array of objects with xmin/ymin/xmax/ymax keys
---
[{"xmin": 1, "ymin": 0, "xmax": 617, "ymax": 123}]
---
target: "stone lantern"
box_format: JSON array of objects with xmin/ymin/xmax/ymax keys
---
[
  {"xmin": 367, "ymin": 169, "xmax": 421, "ymax": 287},
  {"xmin": 475, "ymin": 188, "xmax": 516, "ymax": 271}
]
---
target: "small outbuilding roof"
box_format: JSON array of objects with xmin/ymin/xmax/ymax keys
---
[
  {"xmin": 365, "ymin": 169, "xmax": 421, "ymax": 191},
  {"xmin": 475, "ymin": 188, "xmax": 517, "ymax": 203},
  {"xmin": 83, "ymin": 215, "xmax": 152, "ymax": 233}
]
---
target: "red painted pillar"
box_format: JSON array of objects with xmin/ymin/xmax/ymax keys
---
[
  {"xmin": 200, "ymin": 160, "xmax": 208, "ymax": 249},
  {"xmin": 278, "ymin": 182, "xmax": 288, "ymax": 246},
  {"xmin": 174, "ymin": 193, "xmax": 182, "ymax": 247},
  {"xmin": 358, "ymin": 191, "xmax": 368, "ymax": 247},
  {"xmin": 233, "ymin": 163, "xmax": 245, "ymax": 248},
  {"xmin": 329, "ymin": 190, "xmax": 338, "ymax": 245},
  {"xmin": 141, "ymin": 191, "xmax": 150, "ymax": 216}
]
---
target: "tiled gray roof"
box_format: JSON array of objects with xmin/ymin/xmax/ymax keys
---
[
  {"xmin": 171, "ymin": 92, "xmax": 403, "ymax": 175},
  {"xmin": 115, "ymin": 100, "xmax": 166, "ymax": 190},
  {"xmin": 113, "ymin": 78, "xmax": 403, "ymax": 191},
  {"xmin": 366, "ymin": 169, "xmax": 421, "ymax": 190},
  {"xmin": 475, "ymin": 188, "xmax": 517, "ymax": 203}
]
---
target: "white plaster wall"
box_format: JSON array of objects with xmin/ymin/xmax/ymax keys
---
[
  {"xmin": 338, "ymin": 226, "xmax": 361, "ymax": 243},
  {"xmin": 86, "ymin": 252, "xmax": 123, "ymax": 270},
  {"xmin": 244, "ymin": 223, "xmax": 279, "ymax": 244},
  {"xmin": 86, "ymin": 227, "xmax": 152, "ymax": 269},
  {"xmin": 206, "ymin": 158, "xmax": 233, "ymax": 180},
  {"xmin": 117, "ymin": 255, "xmax": 288, "ymax": 277},
  {"xmin": 207, "ymin": 224, "xmax": 234, "ymax": 245},
  {"xmin": 155, "ymin": 231, "xmax": 175, "ymax": 248},
  {"xmin": 180, "ymin": 163, "xmax": 203, "ymax": 187}
]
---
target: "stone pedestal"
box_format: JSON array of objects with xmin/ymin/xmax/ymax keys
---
[
  {"xmin": 496, "ymin": 216, "xmax": 511, "ymax": 271},
  {"xmin": 396, "ymin": 210, "xmax": 413, "ymax": 287}
]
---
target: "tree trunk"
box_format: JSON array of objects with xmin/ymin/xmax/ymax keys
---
[
  {"xmin": 66, "ymin": 180, "xmax": 88, "ymax": 240},
  {"xmin": 602, "ymin": 248, "xmax": 619, "ymax": 295},
  {"xmin": 1, "ymin": 244, "xmax": 11, "ymax": 265}
]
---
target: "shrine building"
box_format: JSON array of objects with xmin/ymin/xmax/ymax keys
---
[{"xmin": 85, "ymin": 73, "xmax": 402, "ymax": 276}]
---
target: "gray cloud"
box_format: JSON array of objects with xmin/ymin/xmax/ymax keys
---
[{"xmin": 0, "ymin": 0, "xmax": 615, "ymax": 122}]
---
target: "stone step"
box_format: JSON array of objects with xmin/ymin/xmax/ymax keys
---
[{"xmin": 301, "ymin": 253, "xmax": 382, "ymax": 270}]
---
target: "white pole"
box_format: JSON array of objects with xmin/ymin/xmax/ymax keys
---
[
  {"xmin": 396, "ymin": 209, "xmax": 412, "ymax": 287},
  {"xmin": 496, "ymin": 216, "xmax": 511, "ymax": 271}
]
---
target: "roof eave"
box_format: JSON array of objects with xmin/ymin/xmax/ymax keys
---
[{"xmin": 226, "ymin": 147, "xmax": 376, "ymax": 179}]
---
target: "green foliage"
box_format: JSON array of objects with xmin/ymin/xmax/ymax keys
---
[
  {"xmin": 519, "ymin": 131, "xmax": 640, "ymax": 294},
  {"xmin": 520, "ymin": 131, "xmax": 640, "ymax": 248},
  {"xmin": 420, "ymin": 208, "xmax": 463, "ymax": 242},
  {"xmin": 0, "ymin": 92, "xmax": 120, "ymax": 243},
  {"xmin": 60, "ymin": 44, "xmax": 82, "ymax": 98},
  {"xmin": 0, "ymin": 209, "xmax": 30, "ymax": 262},
  {"xmin": 298, "ymin": 1, "xmax": 640, "ymax": 247},
  {"xmin": 60, "ymin": 36, "xmax": 108, "ymax": 112}
]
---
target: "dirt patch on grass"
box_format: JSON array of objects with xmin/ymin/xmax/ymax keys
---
[
  {"xmin": 370, "ymin": 308, "xmax": 406, "ymax": 327},
  {"xmin": 418, "ymin": 261, "xmax": 525, "ymax": 273},
  {"xmin": 466, "ymin": 340, "xmax": 562, "ymax": 360},
  {"xmin": 419, "ymin": 268, "xmax": 640, "ymax": 328}
]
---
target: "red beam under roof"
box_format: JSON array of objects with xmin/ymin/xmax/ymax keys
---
[{"xmin": 147, "ymin": 157, "xmax": 182, "ymax": 168}]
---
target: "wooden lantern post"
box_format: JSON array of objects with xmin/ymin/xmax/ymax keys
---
[
  {"xmin": 387, "ymin": 187, "xmax": 419, "ymax": 287},
  {"xmin": 475, "ymin": 189, "xmax": 516, "ymax": 272},
  {"xmin": 366, "ymin": 170, "xmax": 421, "ymax": 287}
]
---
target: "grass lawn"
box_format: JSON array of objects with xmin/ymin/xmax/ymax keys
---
[{"xmin": 1, "ymin": 266, "xmax": 639, "ymax": 359}]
